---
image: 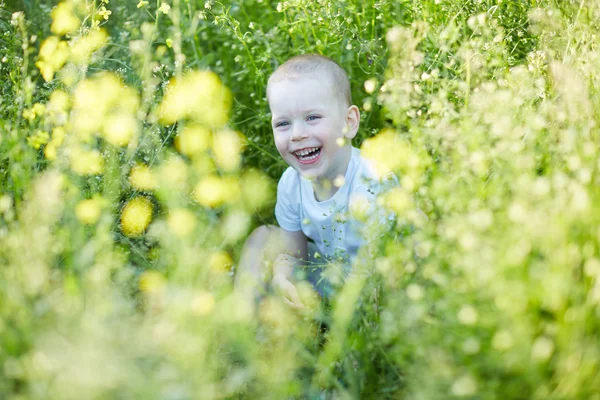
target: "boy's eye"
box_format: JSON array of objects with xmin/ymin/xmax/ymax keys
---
[
  {"xmin": 275, "ymin": 121, "xmax": 290, "ymax": 128},
  {"xmin": 307, "ymin": 115, "xmax": 321, "ymax": 121}
]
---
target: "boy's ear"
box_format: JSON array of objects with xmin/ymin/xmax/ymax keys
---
[{"xmin": 344, "ymin": 105, "xmax": 360, "ymax": 140}]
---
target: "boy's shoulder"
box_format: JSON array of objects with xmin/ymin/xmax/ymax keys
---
[{"xmin": 278, "ymin": 165, "xmax": 300, "ymax": 188}]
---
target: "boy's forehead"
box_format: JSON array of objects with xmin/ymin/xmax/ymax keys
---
[{"xmin": 268, "ymin": 74, "xmax": 340, "ymax": 106}]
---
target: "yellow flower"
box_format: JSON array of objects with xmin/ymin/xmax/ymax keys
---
[
  {"xmin": 103, "ymin": 113, "xmax": 139, "ymax": 147},
  {"xmin": 191, "ymin": 291, "xmax": 216, "ymax": 316},
  {"xmin": 240, "ymin": 170, "xmax": 272, "ymax": 210},
  {"xmin": 158, "ymin": 3, "xmax": 171, "ymax": 14},
  {"xmin": 137, "ymin": 1, "xmax": 149, "ymax": 8},
  {"xmin": 194, "ymin": 176, "xmax": 239, "ymax": 208},
  {"xmin": 97, "ymin": 6, "xmax": 112, "ymax": 20},
  {"xmin": 44, "ymin": 144, "xmax": 57, "ymax": 160},
  {"xmin": 139, "ymin": 270, "xmax": 165, "ymax": 294},
  {"xmin": 212, "ymin": 129, "xmax": 242, "ymax": 171},
  {"xmin": 361, "ymin": 128, "xmax": 422, "ymax": 180},
  {"xmin": 209, "ymin": 251, "xmax": 232, "ymax": 273},
  {"xmin": 69, "ymin": 29, "xmax": 108, "ymax": 65},
  {"xmin": 129, "ymin": 164, "xmax": 156, "ymax": 191},
  {"xmin": 36, "ymin": 36, "xmax": 70, "ymax": 82},
  {"xmin": 26, "ymin": 130, "xmax": 50, "ymax": 149},
  {"xmin": 174, "ymin": 124, "xmax": 211, "ymax": 158},
  {"xmin": 121, "ymin": 197, "xmax": 153, "ymax": 237},
  {"xmin": 75, "ymin": 198, "xmax": 103, "ymax": 225},
  {"xmin": 158, "ymin": 70, "xmax": 231, "ymax": 127},
  {"xmin": 167, "ymin": 208, "xmax": 196, "ymax": 237},
  {"xmin": 70, "ymin": 148, "xmax": 104, "ymax": 175},
  {"xmin": 51, "ymin": 1, "xmax": 80, "ymax": 35}
]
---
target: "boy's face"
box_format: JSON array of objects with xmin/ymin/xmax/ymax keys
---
[{"xmin": 269, "ymin": 76, "xmax": 358, "ymax": 183}]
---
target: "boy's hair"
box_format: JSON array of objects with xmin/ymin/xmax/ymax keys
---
[{"xmin": 267, "ymin": 54, "xmax": 352, "ymax": 107}]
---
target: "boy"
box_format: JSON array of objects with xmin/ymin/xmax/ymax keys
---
[{"xmin": 236, "ymin": 54, "xmax": 386, "ymax": 308}]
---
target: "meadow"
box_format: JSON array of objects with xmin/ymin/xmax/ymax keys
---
[{"xmin": 1, "ymin": 0, "xmax": 600, "ymax": 398}]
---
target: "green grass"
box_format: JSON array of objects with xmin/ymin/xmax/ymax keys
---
[{"xmin": 0, "ymin": 0, "xmax": 600, "ymax": 398}]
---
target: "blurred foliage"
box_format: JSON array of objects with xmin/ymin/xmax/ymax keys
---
[{"xmin": 1, "ymin": 0, "xmax": 600, "ymax": 398}]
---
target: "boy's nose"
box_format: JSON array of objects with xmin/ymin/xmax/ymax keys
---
[{"xmin": 291, "ymin": 124, "xmax": 309, "ymax": 141}]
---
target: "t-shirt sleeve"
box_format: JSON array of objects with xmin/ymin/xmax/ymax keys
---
[{"xmin": 275, "ymin": 168, "xmax": 302, "ymax": 232}]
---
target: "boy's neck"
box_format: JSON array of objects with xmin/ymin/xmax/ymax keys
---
[{"xmin": 311, "ymin": 146, "xmax": 352, "ymax": 202}]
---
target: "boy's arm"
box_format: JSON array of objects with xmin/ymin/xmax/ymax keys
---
[
  {"xmin": 272, "ymin": 229, "xmax": 307, "ymax": 309},
  {"xmin": 272, "ymin": 229, "xmax": 307, "ymax": 278}
]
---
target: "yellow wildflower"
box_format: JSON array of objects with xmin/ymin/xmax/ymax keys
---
[
  {"xmin": 51, "ymin": 1, "xmax": 80, "ymax": 35},
  {"xmin": 121, "ymin": 197, "xmax": 153, "ymax": 237},
  {"xmin": 129, "ymin": 164, "xmax": 156, "ymax": 191},
  {"xmin": 70, "ymin": 148, "xmax": 104, "ymax": 175},
  {"xmin": 209, "ymin": 251, "xmax": 232, "ymax": 273},
  {"xmin": 75, "ymin": 198, "xmax": 103, "ymax": 225},
  {"xmin": 103, "ymin": 113, "xmax": 139, "ymax": 147},
  {"xmin": 158, "ymin": 3, "xmax": 171, "ymax": 14},
  {"xmin": 97, "ymin": 6, "xmax": 111, "ymax": 20},
  {"xmin": 167, "ymin": 208, "xmax": 197, "ymax": 237},
  {"xmin": 194, "ymin": 176, "xmax": 239, "ymax": 208},
  {"xmin": 137, "ymin": 1, "xmax": 149, "ymax": 8},
  {"xmin": 191, "ymin": 291, "xmax": 216, "ymax": 316},
  {"xmin": 212, "ymin": 129, "xmax": 242, "ymax": 171},
  {"xmin": 139, "ymin": 270, "xmax": 165, "ymax": 294},
  {"xmin": 158, "ymin": 70, "xmax": 231, "ymax": 127},
  {"xmin": 36, "ymin": 36, "xmax": 70, "ymax": 82},
  {"xmin": 69, "ymin": 29, "xmax": 108, "ymax": 65},
  {"xmin": 174, "ymin": 124, "xmax": 211, "ymax": 158}
]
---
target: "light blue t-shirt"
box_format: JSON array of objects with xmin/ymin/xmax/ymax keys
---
[{"xmin": 275, "ymin": 147, "xmax": 388, "ymax": 263}]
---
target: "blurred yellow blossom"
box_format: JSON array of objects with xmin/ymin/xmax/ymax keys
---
[
  {"xmin": 361, "ymin": 128, "xmax": 423, "ymax": 180},
  {"xmin": 102, "ymin": 113, "xmax": 139, "ymax": 147},
  {"xmin": 209, "ymin": 250, "xmax": 232, "ymax": 274},
  {"xmin": 194, "ymin": 175, "xmax": 239, "ymax": 208},
  {"xmin": 167, "ymin": 208, "xmax": 196, "ymax": 237},
  {"xmin": 492, "ymin": 330, "xmax": 513, "ymax": 351},
  {"xmin": 75, "ymin": 198, "xmax": 103, "ymax": 225},
  {"xmin": 191, "ymin": 291, "xmax": 216, "ymax": 316},
  {"xmin": 137, "ymin": 1, "xmax": 149, "ymax": 8},
  {"xmin": 451, "ymin": 374, "xmax": 477, "ymax": 397},
  {"xmin": 158, "ymin": 3, "xmax": 171, "ymax": 14},
  {"xmin": 457, "ymin": 305, "xmax": 478, "ymax": 325},
  {"xmin": 382, "ymin": 187, "xmax": 412, "ymax": 214},
  {"xmin": 129, "ymin": 164, "xmax": 156, "ymax": 191},
  {"xmin": 70, "ymin": 148, "xmax": 104, "ymax": 175},
  {"xmin": 69, "ymin": 29, "xmax": 108, "ymax": 64},
  {"xmin": 51, "ymin": 1, "xmax": 80, "ymax": 35},
  {"xmin": 158, "ymin": 70, "xmax": 231, "ymax": 127},
  {"xmin": 44, "ymin": 144, "xmax": 57, "ymax": 160},
  {"xmin": 26, "ymin": 130, "xmax": 50, "ymax": 149},
  {"xmin": 157, "ymin": 155, "xmax": 188, "ymax": 191},
  {"xmin": 240, "ymin": 170, "xmax": 272, "ymax": 210},
  {"xmin": 212, "ymin": 130, "xmax": 242, "ymax": 171},
  {"xmin": 139, "ymin": 270, "xmax": 166, "ymax": 294},
  {"xmin": 36, "ymin": 36, "xmax": 70, "ymax": 82},
  {"xmin": 531, "ymin": 336, "xmax": 554, "ymax": 361},
  {"xmin": 364, "ymin": 78, "xmax": 377, "ymax": 94},
  {"xmin": 174, "ymin": 125, "xmax": 211, "ymax": 157},
  {"xmin": 121, "ymin": 197, "xmax": 153, "ymax": 237}
]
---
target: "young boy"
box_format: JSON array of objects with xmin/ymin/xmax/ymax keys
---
[{"xmin": 236, "ymin": 54, "xmax": 386, "ymax": 308}]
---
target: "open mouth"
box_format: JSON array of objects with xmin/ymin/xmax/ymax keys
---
[{"xmin": 294, "ymin": 147, "xmax": 322, "ymax": 162}]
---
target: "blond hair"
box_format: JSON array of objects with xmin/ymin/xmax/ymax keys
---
[{"xmin": 267, "ymin": 54, "xmax": 352, "ymax": 107}]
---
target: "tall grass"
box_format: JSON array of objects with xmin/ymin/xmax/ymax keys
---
[{"xmin": 1, "ymin": 0, "xmax": 599, "ymax": 398}]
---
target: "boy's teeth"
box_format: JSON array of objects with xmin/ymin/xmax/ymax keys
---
[{"xmin": 295, "ymin": 147, "xmax": 319, "ymax": 157}]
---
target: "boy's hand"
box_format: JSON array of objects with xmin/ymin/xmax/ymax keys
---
[
  {"xmin": 272, "ymin": 253, "xmax": 304, "ymax": 309},
  {"xmin": 272, "ymin": 273, "xmax": 304, "ymax": 309}
]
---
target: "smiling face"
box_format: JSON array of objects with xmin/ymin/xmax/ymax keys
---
[{"xmin": 269, "ymin": 75, "xmax": 359, "ymax": 185}]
